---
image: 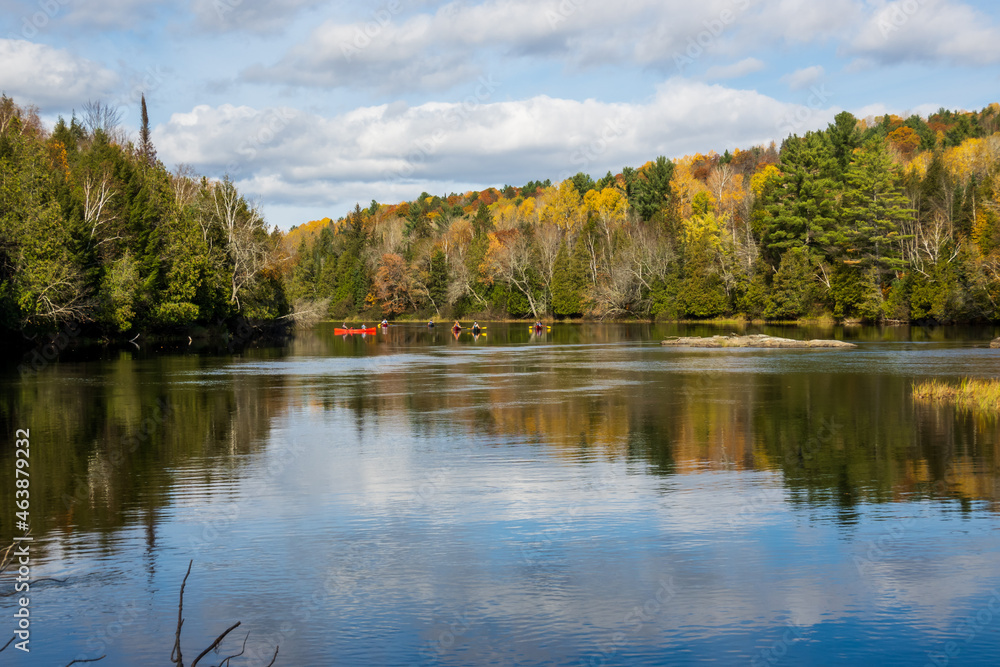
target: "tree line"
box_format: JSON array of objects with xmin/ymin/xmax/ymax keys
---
[
  {"xmin": 0, "ymin": 95, "xmax": 287, "ymax": 339},
  {"xmin": 4, "ymin": 95, "xmax": 1000, "ymax": 336},
  {"xmin": 288, "ymin": 104, "xmax": 1000, "ymax": 323}
]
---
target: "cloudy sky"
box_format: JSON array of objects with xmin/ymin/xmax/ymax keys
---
[{"xmin": 2, "ymin": 0, "xmax": 998, "ymax": 229}]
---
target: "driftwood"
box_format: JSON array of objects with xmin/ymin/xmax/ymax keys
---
[
  {"xmin": 661, "ymin": 334, "xmax": 856, "ymax": 348},
  {"xmin": 171, "ymin": 559, "xmax": 279, "ymax": 667}
]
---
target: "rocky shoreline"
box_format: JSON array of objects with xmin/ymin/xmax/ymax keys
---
[{"xmin": 660, "ymin": 334, "xmax": 856, "ymax": 349}]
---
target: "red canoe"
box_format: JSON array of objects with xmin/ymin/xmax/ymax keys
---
[{"xmin": 334, "ymin": 327, "xmax": 377, "ymax": 335}]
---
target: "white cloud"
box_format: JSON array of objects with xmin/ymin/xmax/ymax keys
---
[
  {"xmin": 242, "ymin": 0, "xmax": 868, "ymax": 92},
  {"xmin": 850, "ymin": 0, "xmax": 1000, "ymax": 65},
  {"xmin": 781, "ymin": 65, "xmax": 825, "ymax": 90},
  {"xmin": 704, "ymin": 57, "xmax": 765, "ymax": 80},
  {"xmin": 0, "ymin": 39, "xmax": 119, "ymax": 109},
  {"xmin": 153, "ymin": 80, "xmax": 835, "ymax": 227}
]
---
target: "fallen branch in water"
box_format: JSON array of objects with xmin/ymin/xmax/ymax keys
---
[
  {"xmin": 65, "ymin": 656, "xmax": 106, "ymax": 666},
  {"xmin": 170, "ymin": 559, "xmax": 279, "ymax": 667}
]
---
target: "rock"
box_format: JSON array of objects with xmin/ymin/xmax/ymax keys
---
[
  {"xmin": 660, "ymin": 334, "xmax": 855, "ymax": 349},
  {"xmin": 991, "ymin": 338, "xmax": 1000, "ymax": 349}
]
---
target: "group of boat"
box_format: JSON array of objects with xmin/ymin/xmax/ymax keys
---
[{"xmin": 334, "ymin": 321, "xmax": 550, "ymax": 336}]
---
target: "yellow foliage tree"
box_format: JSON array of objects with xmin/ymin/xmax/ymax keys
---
[
  {"xmin": 749, "ymin": 164, "xmax": 781, "ymax": 198},
  {"xmin": 541, "ymin": 180, "xmax": 584, "ymax": 230}
]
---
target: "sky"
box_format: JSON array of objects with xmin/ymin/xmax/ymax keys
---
[{"xmin": 1, "ymin": 0, "xmax": 999, "ymax": 229}]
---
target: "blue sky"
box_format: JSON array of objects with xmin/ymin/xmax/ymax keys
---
[{"xmin": 2, "ymin": 0, "xmax": 999, "ymax": 229}]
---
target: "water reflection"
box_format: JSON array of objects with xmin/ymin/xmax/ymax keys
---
[{"xmin": 1, "ymin": 323, "xmax": 999, "ymax": 665}]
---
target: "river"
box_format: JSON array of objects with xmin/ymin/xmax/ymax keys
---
[{"xmin": 2, "ymin": 322, "xmax": 999, "ymax": 665}]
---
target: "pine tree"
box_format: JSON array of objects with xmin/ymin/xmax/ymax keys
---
[
  {"xmin": 551, "ymin": 240, "xmax": 588, "ymax": 317},
  {"xmin": 764, "ymin": 249, "xmax": 814, "ymax": 320},
  {"xmin": 426, "ymin": 248, "xmax": 449, "ymax": 316},
  {"xmin": 139, "ymin": 94, "xmax": 156, "ymax": 167},
  {"xmin": 471, "ymin": 202, "xmax": 492, "ymax": 238},
  {"xmin": 837, "ymin": 137, "xmax": 911, "ymax": 278},
  {"xmin": 761, "ymin": 132, "xmax": 839, "ymax": 265},
  {"xmin": 628, "ymin": 156, "xmax": 675, "ymax": 222}
]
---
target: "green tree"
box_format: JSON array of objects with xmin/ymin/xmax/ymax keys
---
[
  {"xmin": 551, "ymin": 239, "xmax": 588, "ymax": 317},
  {"xmin": 471, "ymin": 202, "xmax": 493, "ymax": 238},
  {"xmin": 627, "ymin": 156, "xmax": 675, "ymax": 223},
  {"xmin": 760, "ymin": 132, "xmax": 839, "ymax": 265},
  {"xmin": 138, "ymin": 94, "xmax": 156, "ymax": 167},
  {"xmin": 836, "ymin": 137, "xmax": 911, "ymax": 278},
  {"xmin": 425, "ymin": 248, "xmax": 449, "ymax": 316},
  {"xmin": 764, "ymin": 249, "xmax": 814, "ymax": 320}
]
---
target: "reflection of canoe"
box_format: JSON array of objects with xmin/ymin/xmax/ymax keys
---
[{"xmin": 335, "ymin": 327, "xmax": 377, "ymax": 335}]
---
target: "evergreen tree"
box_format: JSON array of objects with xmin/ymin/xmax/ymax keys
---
[
  {"xmin": 836, "ymin": 137, "xmax": 911, "ymax": 278},
  {"xmin": 426, "ymin": 248, "xmax": 449, "ymax": 316},
  {"xmin": 826, "ymin": 111, "xmax": 861, "ymax": 180},
  {"xmin": 551, "ymin": 240, "xmax": 588, "ymax": 317},
  {"xmin": 761, "ymin": 132, "xmax": 839, "ymax": 265},
  {"xmin": 628, "ymin": 156, "xmax": 675, "ymax": 223},
  {"xmin": 139, "ymin": 94, "xmax": 156, "ymax": 167},
  {"xmin": 472, "ymin": 202, "xmax": 493, "ymax": 238},
  {"xmin": 570, "ymin": 172, "xmax": 596, "ymax": 195},
  {"xmin": 764, "ymin": 249, "xmax": 814, "ymax": 320}
]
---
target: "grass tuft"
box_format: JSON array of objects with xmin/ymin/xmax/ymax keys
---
[{"xmin": 913, "ymin": 378, "xmax": 1000, "ymax": 413}]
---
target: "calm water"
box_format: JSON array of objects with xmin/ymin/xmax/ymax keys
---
[{"xmin": 2, "ymin": 323, "xmax": 1000, "ymax": 666}]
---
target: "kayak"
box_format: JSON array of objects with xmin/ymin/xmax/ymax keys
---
[{"xmin": 334, "ymin": 327, "xmax": 377, "ymax": 335}]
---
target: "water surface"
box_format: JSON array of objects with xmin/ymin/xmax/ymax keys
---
[{"xmin": 2, "ymin": 323, "xmax": 999, "ymax": 665}]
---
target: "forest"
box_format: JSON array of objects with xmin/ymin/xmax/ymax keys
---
[
  {"xmin": 0, "ymin": 94, "xmax": 287, "ymax": 339},
  {"xmin": 3, "ymin": 94, "xmax": 1000, "ymax": 337},
  {"xmin": 288, "ymin": 104, "xmax": 1000, "ymax": 323}
]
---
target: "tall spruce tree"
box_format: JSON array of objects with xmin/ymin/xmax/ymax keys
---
[{"xmin": 139, "ymin": 94, "xmax": 156, "ymax": 167}]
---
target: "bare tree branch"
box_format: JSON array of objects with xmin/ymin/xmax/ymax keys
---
[
  {"xmin": 216, "ymin": 631, "xmax": 251, "ymax": 667},
  {"xmin": 171, "ymin": 559, "xmax": 193, "ymax": 666},
  {"xmin": 65, "ymin": 656, "xmax": 107, "ymax": 666},
  {"xmin": 190, "ymin": 622, "xmax": 241, "ymax": 667}
]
